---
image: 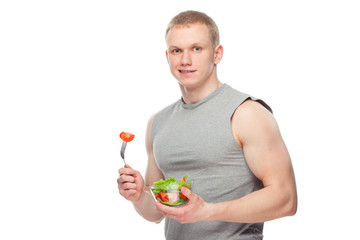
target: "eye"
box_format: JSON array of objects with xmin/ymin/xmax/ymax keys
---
[
  {"xmin": 171, "ymin": 49, "xmax": 181, "ymax": 54},
  {"xmin": 193, "ymin": 47, "xmax": 201, "ymax": 52}
]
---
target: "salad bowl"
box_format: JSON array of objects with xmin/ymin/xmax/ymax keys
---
[{"xmin": 150, "ymin": 176, "xmax": 192, "ymax": 207}]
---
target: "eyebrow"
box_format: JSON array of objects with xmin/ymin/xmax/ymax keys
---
[
  {"xmin": 168, "ymin": 45, "xmax": 180, "ymax": 49},
  {"xmin": 168, "ymin": 42, "xmax": 205, "ymax": 49}
]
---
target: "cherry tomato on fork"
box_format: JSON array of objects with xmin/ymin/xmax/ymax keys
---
[{"xmin": 119, "ymin": 132, "xmax": 135, "ymax": 142}]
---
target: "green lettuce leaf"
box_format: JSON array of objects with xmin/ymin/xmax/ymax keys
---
[{"xmin": 151, "ymin": 176, "xmax": 191, "ymax": 194}]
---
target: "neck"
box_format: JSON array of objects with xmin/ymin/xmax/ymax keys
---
[{"xmin": 180, "ymin": 78, "xmax": 222, "ymax": 104}]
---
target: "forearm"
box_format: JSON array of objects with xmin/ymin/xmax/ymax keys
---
[
  {"xmin": 133, "ymin": 188, "xmax": 164, "ymax": 223},
  {"xmin": 208, "ymin": 184, "xmax": 297, "ymax": 223}
]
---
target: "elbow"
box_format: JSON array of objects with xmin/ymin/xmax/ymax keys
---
[
  {"xmin": 274, "ymin": 184, "xmax": 297, "ymax": 218},
  {"xmin": 283, "ymin": 192, "xmax": 297, "ymax": 217},
  {"xmin": 154, "ymin": 216, "xmax": 164, "ymax": 224},
  {"xmin": 286, "ymin": 200, "xmax": 297, "ymax": 216},
  {"xmin": 145, "ymin": 215, "xmax": 164, "ymax": 224},
  {"xmin": 135, "ymin": 207, "xmax": 164, "ymax": 224}
]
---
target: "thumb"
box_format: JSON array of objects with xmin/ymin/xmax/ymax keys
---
[{"xmin": 181, "ymin": 187, "xmax": 193, "ymax": 199}]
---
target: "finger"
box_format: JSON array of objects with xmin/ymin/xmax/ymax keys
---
[
  {"xmin": 155, "ymin": 202, "xmax": 180, "ymax": 216},
  {"xmin": 118, "ymin": 175, "xmax": 135, "ymax": 183},
  {"xmin": 155, "ymin": 208, "xmax": 167, "ymax": 218},
  {"xmin": 181, "ymin": 187, "xmax": 193, "ymax": 200},
  {"xmin": 120, "ymin": 189, "xmax": 136, "ymax": 198},
  {"xmin": 155, "ymin": 202, "xmax": 169, "ymax": 214},
  {"xmin": 158, "ymin": 203, "xmax": 180, "ymax": 222},
  {"xmin": 121, "ymin": 182, "xmax": 137, "ymax": 190},
  {"xmin": 118, "ymin": 167, "xmax": 136, "ymax": 175},
  {"xmin": 118, "ymin": 178, "xmax": 136, "ymax": 190}
]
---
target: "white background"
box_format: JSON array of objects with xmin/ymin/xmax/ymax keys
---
[{"xmin": 1, "ymin": 0, "xmax": 359, "ymax": 239}]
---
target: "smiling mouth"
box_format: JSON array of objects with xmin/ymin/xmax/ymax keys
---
[{"xmin": 179, "ymin": 70, "xmax": 196, "ymax": 74}]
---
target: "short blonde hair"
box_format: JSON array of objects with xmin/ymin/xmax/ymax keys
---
[{"xmin": 165, "ymin": 10, "xmax": 220, "ymax": 47}]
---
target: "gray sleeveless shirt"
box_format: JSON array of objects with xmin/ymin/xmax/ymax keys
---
[{"xmin": 151, "ymin": 84, "xmax": 272, "ymax": 240}]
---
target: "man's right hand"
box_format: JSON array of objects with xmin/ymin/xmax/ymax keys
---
[{"xmin": 118, "ymin": 165, "xmax": 144, "ymax": 202}]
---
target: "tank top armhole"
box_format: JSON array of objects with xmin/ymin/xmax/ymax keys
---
[
  {"xmin": 226, "ymin": 85, "xmax": 272, "ymax": 116},
  {"xmin": 252, "ymin": 98, "xmax": 273, "ymax": 114},
  {"xmin": 150, "ymin": 113, "xmax": 159, "ymax": 145},
  {"xmin": 149, "ymin": 113, "xmax": 157, "ymax": 146},
  {"xmin": 229, "ymin": 96, "xmax": 272, "ymax": 121}
]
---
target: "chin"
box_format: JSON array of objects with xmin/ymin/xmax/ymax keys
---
[{"xmin": 176, "ymin": 78, "xmax": 201, "ymax": 89}]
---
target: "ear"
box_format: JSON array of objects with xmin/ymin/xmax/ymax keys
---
[
  {"xmin": 166, "ymin": 49, "xmax": 169, "ymax": 64},
  {"xmin": 213, "ymin": 44, "xmax": 224, "ymax": 65}
]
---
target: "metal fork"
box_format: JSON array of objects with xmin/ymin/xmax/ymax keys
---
[{"xmin": 120, "ymin": 141, "xmax": 127, "ymax": 166}]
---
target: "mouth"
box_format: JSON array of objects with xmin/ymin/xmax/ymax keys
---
[{"xmin": 178, "ymin": 70, "xmax": 196, "ymax": 74}]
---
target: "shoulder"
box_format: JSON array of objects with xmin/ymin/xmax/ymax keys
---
[
  {"xmin": 232, "ymin": 99, "xmax": 278, "ymax": 146},
  {"xmin": 223, "ymin": 84, "xmax": 273, "ymax": 113},
  {"xmin": 150, "ymin": 99, "xmax": 181, "ymax": 141},
  {"xmin": 153, "ymin": 99, "xmax": 181, "ymax": 121},
  {"xmin": 234, "ymin": 99, "xmax": 273, "ymax": 120}
]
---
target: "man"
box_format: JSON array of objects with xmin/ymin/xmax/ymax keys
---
[{"xmin": 118, "ymin": 10, "xmax": 297, "ymax": 239}]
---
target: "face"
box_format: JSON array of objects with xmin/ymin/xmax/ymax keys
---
[{"xmin": 165, "ymin": 23, "xmax": 222, "ymax": 89}]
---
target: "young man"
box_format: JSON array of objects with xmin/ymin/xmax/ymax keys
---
[{"xmin": 118, "ymin": 10, "xmax": 297, "ymax": 239}]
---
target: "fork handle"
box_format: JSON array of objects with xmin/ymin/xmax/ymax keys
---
[{"xmin": 121, "ymin": 141, "xmax": 127, "ymax": 166}]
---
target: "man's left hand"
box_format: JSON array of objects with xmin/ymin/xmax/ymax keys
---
[{"xmin": 154, "ymin": 187, "xmax": 214, "ymax": 224}]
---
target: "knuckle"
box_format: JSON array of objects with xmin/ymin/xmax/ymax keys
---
[
  {"xmin": 119, "ymin": 189, "xmax": 125, "ymax": 196},
  {"xmin": 128, "ymin": 189, "xmax": 136, "ymax": 195},
  {"xmin": 119, "ymin": 175, "xmax": 134, "ymax": 183},
  {"xmin": 119, "ymin": 183, "xmax": 127, "ymax": 191},
  {"xmin": 127, "ymin": 176, "xmax": 134, "ymax": 182},
  {"xmin": 118, "ymin": 175, "xmax": 124, "ymax": 182}
]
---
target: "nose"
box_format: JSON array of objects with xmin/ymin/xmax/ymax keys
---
[{"xmin": 181, "ymin": 50, "xmax": 191, "ymax": 66}]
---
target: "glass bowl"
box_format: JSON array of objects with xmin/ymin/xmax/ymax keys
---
[{"xmin": 150, "ymin": 179, "xmax": 192, "ymax": 207}]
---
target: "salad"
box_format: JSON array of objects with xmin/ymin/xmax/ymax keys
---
[{"xmin": 151, "ymin": 176, "xmax": 192, "ymax": 206}]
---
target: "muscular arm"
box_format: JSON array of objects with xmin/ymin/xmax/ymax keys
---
[
  {"xmin": 208, "ymin": 100, "xmax": 297, "ymax": 222},
  {"xmin": 154, "ymin": 100, "xmax": 297, "ymax": 224}
]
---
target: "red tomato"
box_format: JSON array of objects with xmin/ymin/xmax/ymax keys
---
[
  {"xmin": 155, "ymin": 193, "xmax": 161, "ymax": 201},
  {"xmin": 159, "ymin": 192, "xmax": 169, "ymax": 202},
  {"xmin": 160, "ymin": 192, "xmax": 179, "ymax": 203},
  {"xmin": 120, "ymin": 132, "xmax": 135, "ymax": 142},
  {"xmin": 179, "ymin": 193, "xmax": 187, "ymax": 199}
]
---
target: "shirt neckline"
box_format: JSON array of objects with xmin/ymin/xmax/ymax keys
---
[{"xmin": 181, "ymin": 83, "xmax": 228, "ymax": 110}]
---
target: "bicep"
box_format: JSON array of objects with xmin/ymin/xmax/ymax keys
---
[
  {"xmin": 244, "ymin": 126, "xmax": 293, "ymax": 187},
  {"xmin": 233, "ymin": 101, "xmax": 294, "ymax": 186},
  {"xmin": 144, "ymin": 114, "xmax": 164, "ymax": 190}
]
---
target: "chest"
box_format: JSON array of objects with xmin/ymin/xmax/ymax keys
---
[{"xmin": 152, "ymin": 106, "xmax": 247, "ymax": 178}]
